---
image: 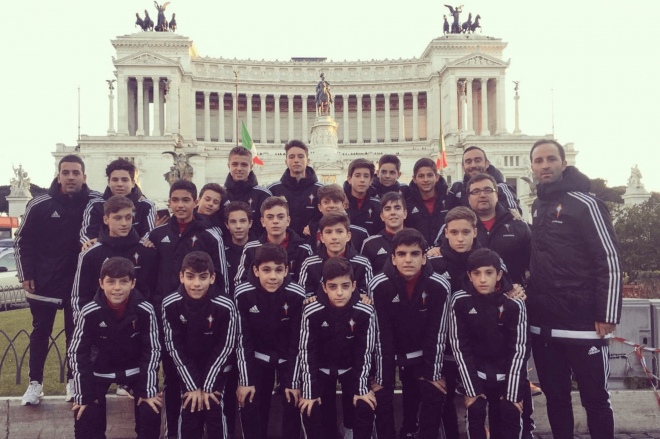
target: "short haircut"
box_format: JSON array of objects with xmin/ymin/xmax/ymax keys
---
[
  {"xmin": 105, "ymin": 158, "xmax": 136, "ymax": 181},
  {"xmin": 378, "ymin": 154, "xmax": 401, "ymax": 171},
  {"xmin": 445, "ymin": 206, "xmax": 477, "ymax": 228},
  {"xmin": 530, "ymin": 139, "xmax": 566, "ymax": 162},
  {"xmin": 170, "ymin": 180, "xmax": 197, "ymax": 200},
  {"xmin": 317, "ymin": 184, "xmax": 346, "ymax": 203},
  {"xmin": 181, "ymin": 251, "xmax": 214, "ymax": 274},
  {"xmin": 322, "ymin": 257, "xmax": 355, "ymax": 284},
  {"xmin": 199, "ymin": 183, "xmax": 227, "ymax": 200},
  {"xmin": 466, "ymin": 248, "xmax": 503, "ymax": 273},
  {"xmin": 254, "ymin": 243, "xmax": 288, "ymax": 267},
  {"xmin": 413, "ymin": 158, "xmax": 437, "ymax": 176},
  {"xmin": 392, "ymin": 229, "xmax": 428, "ymax": 254},
  {"xmin": 318, "ymin": 212, "xmax": 350, "ymax": 233},
  {"xmin": 224, "ymin": 200, "xmax": 252, "ymax": 220},
  {"xmin": 466, "ymin": 173, "xmax": 498, "ymax": 194},
  {"xmin": 380, "ymin": 192, "xmax": 407, "ymax": 211},
  {"xmin": 229, "ymin": 146, "xmax": 252, "ymax": 159},
  {"xmin": 348, "ymin": 158, "xmax": 375, "ymax": 178},
  {"xmin": 260, "ymin": 196, "xmax": 289, "ymax": 216},
  {"xmin": 285, "ymin": 140, "xmax": 309, "ymax": 156},
  {"xmin": 100, "ymin": 257, "xmax": 135, "ymax": 281},
  {"xmin": 104, "ymin": 195, "xmax": 135, "ymax": 216},
  {"xmin": 463, "ymin": 146, "xmax": 488, "ymax": 163},
  {"xmin": 59, "ymin": 155, "xmax": 85, "ymax": 174}
]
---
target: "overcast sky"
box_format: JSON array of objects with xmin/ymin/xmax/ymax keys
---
[{"xmin": 2, "ymin": 0, "xmax": 659, "ymax": 192}]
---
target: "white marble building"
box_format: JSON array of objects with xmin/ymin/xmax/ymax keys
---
[{"xmin": 53, "ymin": 31, "xmax": 577, "ymax": 220}]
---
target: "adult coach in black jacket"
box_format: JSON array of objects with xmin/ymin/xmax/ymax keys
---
[
  {"xmin": 15, "ymin": 155, "xmax": 102, "ymax": 405},
  {"xmin": 528, "ymin": 140, "xmax": 622, "ymax": 439}
]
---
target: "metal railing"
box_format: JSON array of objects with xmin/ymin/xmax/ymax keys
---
[
  {"xmin": 0, "ymin": 329, "xmax": 67, "ymax": 384},
  {"xmin": 0, "ymin": 285, "xmax": 28, "ymax": 311}
]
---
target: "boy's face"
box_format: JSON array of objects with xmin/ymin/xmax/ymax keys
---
[
  {"xmin": 377, "ymin": 163, "xmax": 401, "ymax": 188},
  {"xmin": 108, "ymin": 170, "xmax": 135, "ymax": 196},
  {"xmin": 444, "ymin": 219, "xmax": 477, "ymax": 253},
  {"xmin": 392, "ymin": 243, "xmax": 426, "ymax": 280},
  {"xmin": 380, "ymin": 200, "xmax": 407, "ymax": 230},
  {"xmin": 226, "ymin": 210, "xmax": 252, "ymax": 242},
  {"xmin": 320, "ymin": 223, "xmax": 351, "ymax": 256},
  {"xmin": 261, "ymin": 206, "xmax": 290, "ymax": 238},
  {"xmin": 468, "ymin": 265, "xmax": 503, "ymax": 295},
  {"xmin": 103, "ymin": 207, "xmax": 133, "ymax": 238},
  {"xmin": 179, "ymin": 269, "xmax": 216, "ymax": 299},
  {"xmin": 197, "ymin": 190, "xmax": 222, "ymax": 216},
  {"xmin": 253, "ymin": 262, "xmax": 288, "ymax": 292},
  {"xmin": 170, "ymin": 189, "xmax": 196, "ymax": 223},
  {"xmin": 318, "ymin": 197, "xmax": 345, "ymax": 215},
  {"xmin": 347, "ymin": 167, "xmax": 373, "ymax": 196},
  {"xmin": 413, "ymin": 166, "xmax": 439, "ymax": 194},
  {"xmin": 99, "ymin": 275, "xmax": 135, "ymax": 306},
  {"xmin": 58, "ymin": 162, "xmax": 86, "ymax": 195},
  {"xmin": 228, "ymin": 154, "xmax": 253, "ymax": 182},
  {"xmin": 285, "ymin": 147, "xmax": 309, "ymax": 175},
  {"xmin": 322, "ymin": 275, "xmax": 356, "ymax": 308}
]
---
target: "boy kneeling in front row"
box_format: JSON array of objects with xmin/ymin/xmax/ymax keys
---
[
  {"xmin": 162, "ymin": 252, "xmax": 237, "ymax": 439},
  {"xmin": 69, "ymin": 257, "xmax": 161, "ymax": 439},
  {"xmin": 449, "ymin": 248, "xmax": 529, "ymax": 439},
  {"xmin": 299, "ymin": 257, "xmax": 377, "ymax": 439}
]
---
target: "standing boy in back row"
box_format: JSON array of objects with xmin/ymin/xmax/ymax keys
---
[{"xmin": 344, "ymin": 159, "xmax": 383, "ymax": 236}]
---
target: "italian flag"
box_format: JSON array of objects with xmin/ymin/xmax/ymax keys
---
[
  {"xmin": 241, "ymin": 122, "xmax": 264, "ymax": 165},
  {"xmin": 437, "ymin": 124, "xmax": 447, "ymax": 169}
]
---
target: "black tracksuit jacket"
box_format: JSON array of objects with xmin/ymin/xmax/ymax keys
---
[
  {"xmin": 307, "ymin": 215, "xmax": 369, "ymax": 254},
  {"xmin": 72, "ymin": 227, "xmax": 158, "ymax": 315},
  {"xmin": 370, "ymin": 261, "xmax": 451, "ymax": 387},
  {"xmin": 429, "ymin": 238, "xmax": 484, "ymax": 294},
  {"xmin": 234, "ymin": 228, "xmax": 314, "ymax": 284},
  {"xmin": 449, "ymin": 282, "xmax": 529, "ymax": 402},
  {"xmin": 447, "ymin": 164, "xmax": 521, "ymax": 213},
  {"xmin": 69, "ymin": 289, "xmax": 160, "ymax": 405},
  {"xmin": 234, "ymin": 273, "xmax": 306, "ymax": 388},
  {"xmin": 14, "ymin": 179, "xmax": 102, "ymax": 307},
  {"xmin": 224, "ymin": 231, "xmax": 257, "ymax": 292},
  {"xmin": 298, "ymin": 242, "xmax": 373, "ymax": 298},
  {"xmin": 359, "ymin": 229, "xmax": 395, "ymax": 274},
  {"xmin": 370, "ymin": 177, "xmax": 411, "ymax": 200},
  {"xmin": 343, "ymin": 182, "xmax": 384, "ymax": 236},
  {"xmin": 161, "ymin": 284, "xmax": 237, "ymax": 393},
  {"xmin": 224, "ymin": 171, "xmax": 272, "ymax": 237},
  {"xmin": 298, "ymin": 288, "xmax": 376, "ymax": 399},
  {"xmin": 404, "ymin": 179, "xmax": 450, "ymax": 246},
  {"xmin": 267, "ymin": 167, "xmax": 323, "ymax": 237},
  {"xmin": 80, "ymin": 186, "xmax": 156, "ymax": 244},
  {"xmin": 528, "ymin": 166, "xmax": 622, "ymax": 345}
]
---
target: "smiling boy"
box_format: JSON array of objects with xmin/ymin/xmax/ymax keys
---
[
  {"xmin": 360, "ymin": 192, "xmax": 408, "ymax": 274},
  {"xmin": 343, "ymin": 159, "xmax": 383, "ymax": 236}
]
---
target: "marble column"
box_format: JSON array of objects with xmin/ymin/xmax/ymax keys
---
[
  {"xmin": 412, "ymin": 92, "xmax": 419, "ymax": 141},
  {"xmin": 288, "ymin": 95, "xmax": 294, "ymax": 141},
  {"xmin": 342, "ymin": 95, "xmax": 349, "ymax": 143},
  {"xmin": 370, "ymin": 94, "xmax": 377, "ymax": 142},
  {"xmin": 143, "ymin": 81, "xmax": 150, "ymax": 136},
  {"xmin": 158, "ymin": 81, "xmax": 165, "ymax": 136},
  {"xmin": 398, "ymin": 93, "xmax": 405, "ymax": 142},
  {"xmin": 495, "ymin": 77, "xmax": 507, "ymax": 134},
  {"xmin": 449, "ymin": 77, "xmax": 458, "ymax": 134},
  {"xmin": 136, "ymin": 77, "xmax": 145, "ymax": 136},
  {"xmin": 152, "ymin": 79, "xmax": 160, "ymax": 136},
  {"xmin": 384, "ymin": 94, "xmax": 391, "ymax": 143},
  {"xmin": 167, "ymin": 77, "xmax": 180, "ymax": 136},
  {"xmin": 246, "ymin": 93, "xmax": 253, "ymax": 134},
  {"xmin": 513, "ymin": 91, "xmax": 521, "ymax": 134},
  {"xmin": 274, "ymin": 95, "xmax": 281, "ymax": 144},
  {"xmin": 466, "ymin": 79, "xmax": 474, "ymax": 135},
  {"xmin": 117, "ymin": 76, "xmax": 129, "ymax": 136},
  {"xmin": 356, "ymin": 94, "xmax": 363, "ymax": 143},
  {"xmin": 203, "ymin": 91, "xmax": 211, "ymax": 141},
  {"xmin": 302, "ymin": 96, "xmax": 308, "ymax": 143},
  {"xmin": 260, "ymin": 95, "xmax": 267, "ymax": 143},
  {"xmin": 232, "ymin": 93, "xmax": 237, "ymax": 144},
  {"xmin": 218, "ymin": 93, "xmax": 225, "ymax": 142},
  {"xmin": 107, "ymin": 88, "xmax": 116, "ymax": 135},
  {"xmin": 480, "ymin": 78, "xmax": 489, "ymax": 136}
]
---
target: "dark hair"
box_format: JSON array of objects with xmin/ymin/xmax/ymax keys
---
[
  {"xmin": 463, "ymin": 146, "xmax": 488, "ymax": 163},
  {"xmin": 285, "ymin": 140, "xmax": 309, "ymax": 156},
  {"xmin": 413, "ymin": 158, "xmax": 437, "ymax": 176},
  {"xmin": 199, "ymin": 183, "xmax": 227, "ymax": 200},
  {"xmin": 380, "ymin": 192, "xmax": 407, "ymax": 210},
  {"xmin": 104, "ymin": 195, "xmax": 135, "ymax": 216},
  {"xmin": 181, "ymin": 251, "xmax": 214, "ymax": 274},
  {"xmin": 318, "ymin": 212, "xmax": 350, "ymax": 233},
  {"xmin": 322, "ymin": 257, "xmax": 355, "ymax": 284},
  {"xmin": 530, "ymin": 139, "xmax": 566, "ymax": 162},
  {"xmin": 466, "ymin": 248, "xmax": 503, "ymax": 273},
  {"xmin": 445, "ymin": 206, "xmax": 477, "ymax": 228},
  {"xmin": 392, "ymin": 229, "xmax": 428, "ymax": 254},
  {"xmin": 100, "ymin": 257, "xmax": 135, "ymax": 281},
  {"xmin": 170, "ymin": 180, "xmax": 197, "ymax": 200},
  {"xmin": 260, "ymin": 196, "xmax": 289, "ymax": 216},
  {"xmin": 254, "ymin": 243, "xmax": 288, "ymax": 267},
  {"xmin": 224, "ymin": 201, "xmax": 252, "ymax": 221},
  {"xmin": 348, "ymin": 158, "xmax": 375, "ymax": 178},
  {"xmin": 59, "ymin": 155, "xmax": 85, "ymax": 174},
  {"xmin": 105, "ymin": 159, "xmax": 136, "ymax": 181},
  {"xmin": 229, "ymin": 146, "xmax": 252, "ymax": 159},
  {"xmin": 378, "ymin": 154, "xmax": 401, "ymax": 171},
  {"xmin": 466, "ymin": 173, "xmax": 498, "ymax": 195},
  {"xmin": 317, "ymin": 184, "xmax": 346, "ymax": 204}
]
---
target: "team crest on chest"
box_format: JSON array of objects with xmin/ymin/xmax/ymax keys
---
[
  {"xmin": 248, "ymin": 198, "xmax": 253, "ymax": 207},
  {"xmin": 283, "ymin": 302, "xmax": 289, "ymax": 315},
  {"xmin": 368, "ymin": 208, "xmax": 373, "ymax": 218},
  {"xmin": 207, "ymin": 314, "xmax": 214, "ymax": 328},
  {"xmin": 556, "ymin": 204, "xmax": 563, "ymax": 218},
  {"xmin": 349, "ymin": 318, "xmax": 356, "ymax": 332},
  {"xmin": 191, "ymin": 235, "xmax": 198, "ymax": 247},
  {"xmin": 421, "ymin": 291, "xmax": 427, "ymax": 306},
  {"xmin": 133, "ymin": 252, "xmax": 140, "ymax": 265},
  {"xmin": 308, "ymin": 194, "xmax": 315, "ymax": 204}
]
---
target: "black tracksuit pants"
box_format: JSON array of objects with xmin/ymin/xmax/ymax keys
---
[
  {"xmin": 440, "ymin": 360, "xmax": 460, "ymax": 439},
  {"xmin": 29, "ymin": 299, "xmax": 74, "ymax": 383},
  {"xmin": 154, "ymin": 300, "xmax": 183, "ymax": 438},
  {"xmin": 179, "ymin": 389, "xmax": 226, "ymax": 439},
  {"xmin": 238, "ymin": 360, "xmax": 301, "ymax": 439},
  {"xmin": 532, "ymin": 337, "xmax": 614, "ymax": 439},
  {"xmin": 301, "ymin": 370, "xmax": 374, "ymax": 439},
  {"xmin": 465, "ymin": 380, "xmax": 523, "ymax": 439},
  {"xmin": 73, "ymin": 381, "xmax": 160, "ymax": 439},
  {"xmin": 223, "ymin": 360, "xmax": 239, "ymax": 438}
]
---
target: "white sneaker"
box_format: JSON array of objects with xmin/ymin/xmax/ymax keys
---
[
  {"xmin": 21, "ymin": 381, "xmax": 44, "ymax": 406},
  {"xmin": 65, "ymin": 379, "xmax": 74, "ymax": 402}
]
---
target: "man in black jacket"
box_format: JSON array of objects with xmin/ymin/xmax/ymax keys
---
[
  {"xmin": 268, "ymin": 140, "xmax": 323, "ymax": 236},
  {"xmin": 528, "ymin": 140, "xmax": 622, "ymax": 439},
  {"xmin": 371, "ymin": 154, "xmax": 410, "ymax": 199},
  {"xmin": 360, "ymin": 192, "xmax": 407, "ymax": 274},
  {"xmin": 344, "ymin": 159, "xmax": 383, "ymax": 236},
  {"xmin": 224, "ymin": 146, "xmax": 272, "ymax": 236},
  {"xmin": 15, "ymin": 155, "xmax": 102, "ymax": 405}
]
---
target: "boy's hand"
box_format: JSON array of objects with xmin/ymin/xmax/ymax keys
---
[
  {"xmin": 419, "ymin": 377, "xmax": 447, "ymax": 394},
  {"xmin": 501, "ymin": 396, "xmax": 524, "ymax": 413},
  {"xmin": 138, "ymin": 395, "xmax": 163, "ymax": 414},
  {"xmin": 595, "ymin": 322, "xmax": 616, "ymax": 338},
  {"xmin": 155, "ymin": 215, "xmax": 169, "ymax": 227},
  {"xmin": 236, "ymin": 385, "xmax": 255, "ymax": 408},
  {"xmin": 182, "ymin": 388, "xmax": 203, "ymax": 412},
  {"xmin": 464, "ymin": 394, "xmax": 486, "ymax": 409},
  {"xmin": 141, "ymin": 238, "xmax": 155, "ymax": 248},
  {"xmin": 353, "ymin": 391, "xmax": 377, "ymax": 410},
  {"xmin": 506, "ymin": 284, "xmax": 526, "ymax": 301},
  {"xmin": 370, "ymin": 380, "xmax": 383, "ymax": 393},
  {"xmin": 285, "ymin": 388, "xmax": 301, "ymax": 407},
  {"xmin": 427, "ymin": 247, "xmax": 441, "ymax": 257},
  {"xmin": 302, "ymin": 225, "xmax": 311, "ymax": 236},
  {"xmin": 299, "ymin": 397, "xmax": 321, "ymax": 417},
  {"xmin": 81, "ymin": 239, "xmax": 98, "ymax": 252},
  {"xmin": 22, "ymin": 280, "xmax": 35, "ymax": 293},
  {"xmin": 510, "ymin": 209, "xmax": 523, "ymax": 221},
  {"xmin": 359, "ymin": 294, "xmax": 373, "ymax": 305},
  {"xmin": 202, "ymin": 390, "xmax": 221, "ymax": 410},
  {"xmin": 71, "ymin": 402, "xmax": 88, "ymax": 420},
  {"xmin": 303, "ymin": 295, "xmax": 318, "ymax": 305}
]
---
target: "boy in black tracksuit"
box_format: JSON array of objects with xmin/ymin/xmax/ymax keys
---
[
  {"xmin": 196, "ymin": 183, "xmax": 228, "ymax": 230},
  {"xmin": 299, "ymin": 213, "xmax": 373, "ymax": 298},
  {"xmin": 449, "ymin": 248, "xmax": 529, "ymax": 439},
  {"xmin": 370, "ymin": 229, "xmax": 451, "ymax": 439},
  {"xmin": 235, "ymin": 244, "xmax": 306, "ymax": 439},
  {"xmin": 344, "ymin": 159, "xmax": 384, "ymax": 236},
  {"xmin": 360, "ymin": 192, "xmax": 407, "ymax": 274},
  {"xmin": 162, "ymin": 252, "xmax": 237, "ymax": 439},
  {"xmin": 299, "ymin": 258, "xmax": 377, "ymax": 439},
  {"xmin": 69, "ymin": 257, "xmax": 161, "ymax": 439},
  {"xmin": 370, "ymin": 154, "xmax": 411, "ymax": 200}
]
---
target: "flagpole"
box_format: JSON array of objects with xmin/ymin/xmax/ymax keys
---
[{"xmin": 234, "ymin": 71, "xmax": 239, "ymax": 147}]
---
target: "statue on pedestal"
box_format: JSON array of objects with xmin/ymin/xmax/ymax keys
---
[
  {"xmin": 627, "ymin": 165, "xmax": 644, "ymax": 191},
  {"xmin": 513, "ymin": 81, "xmax": 520, "ymax": 96},
  {"xmin": 315, "ymin": 73, "xmax": 333, "ymax": 116},
  {"xmin": 162, "ymin": 151, "xmax": 199, "ymax": 186},
  {"xmin": 444, "ymin": 4, "xmax": 463, "ymax": 34},
  {"xmin": 10, "ymin": 165, "xmax": 32, "ymax": 197},
  {"xmin": 154, "ymin": 1, "xmax": 170, "ymax": 31}
]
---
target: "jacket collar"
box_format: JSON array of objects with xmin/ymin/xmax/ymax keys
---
[
  {"xmin": 279, "ymin": 166, "xmax": 318, "ymax": 190},
  {"xmin": 224, "ymin": 171, "xmax": 259, "ymax": 195},
  {"xmin": 258, "ymin": 227, "xmax": 306, "ymax": 247},
  {"xmin": 439, "ymin": 235, "xmax": 482, "ymax": 268},
  {"xmin": 343, "ymin": 180, "xmax": 377, "ymax": 202},
  {"xmin": 98, "ymin": 226, "xmax": 141, "ymax": 248},
  {"xmin": 317, "ymin": 241, "xmax": 358, "ymax": 261},
  {"xmin": 408, "ymin": 178, "xmax": 448, "ymax": 205},
  {"xmin": 102, "ymin": 185, "xmax": 144, "ymax": 203},
  {"xmin": 477, "ymin": 203, "xmax": 513, "ymax": 230},
  {"xmin": 167, "ymin": 212, "xmax": 212, "ymax": 236},
  {"xmin": 536, "ymin": 166, "xmax": 590, "ymax": 201},
  {"xmin": 48, "ymin": 178, "xmax": 92, "ymax": 205}
]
